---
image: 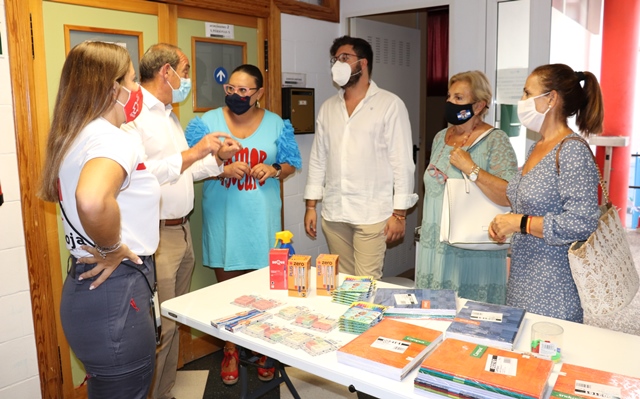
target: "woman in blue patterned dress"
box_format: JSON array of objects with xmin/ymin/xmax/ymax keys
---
[
  {"xmin": 490, "ymin": 64, "xmax": 603, "ymax": 322},
  {"xmin": 185, "ymin": 64, "xmax": 302, "ymax": 385},
  {"xmin": 415, "ymin": 71, "xmax": 518, "ymax": 305}
]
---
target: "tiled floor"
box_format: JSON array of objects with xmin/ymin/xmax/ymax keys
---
[{"xmin": 180, "ymin": 350, "xmax": 280, "ymax": 399}]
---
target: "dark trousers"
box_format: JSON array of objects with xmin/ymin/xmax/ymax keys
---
[{"xmin": 60, "ymin": 256, "xmax": 156, "ymax": 399}]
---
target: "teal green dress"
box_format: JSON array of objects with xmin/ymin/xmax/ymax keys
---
[{"xmin": 415, "ymin": 128, "xmax": 517, "ymax": 304}]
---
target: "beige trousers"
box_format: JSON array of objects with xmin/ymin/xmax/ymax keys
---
[
  {"xmin": 321, "ymin": 219, "xmax": 387, "ymax": 280},
  {"xmin": 149, "ymin": 221, "xmax": 195, "ymax": 399}
]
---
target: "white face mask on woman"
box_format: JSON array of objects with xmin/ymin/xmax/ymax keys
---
[{"xmin": 517, "ymin": 92, "xmax": 550, "ymax": 132}]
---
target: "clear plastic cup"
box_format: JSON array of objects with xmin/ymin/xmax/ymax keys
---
[{"xmin": 531, "ymin": 321, "xmax": 563, "ymax": 363}]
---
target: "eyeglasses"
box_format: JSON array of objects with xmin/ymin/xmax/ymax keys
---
[
  {"xmin": 330, "ymin": 53, "xmax": 360, "ymax": 65},
  {"xmin": 427, "ymin": 163, "xmax": 448, "ymax": 185},
  {"xmin": 223, "ymin": 84, "xmax": 258, "ymax": 96}
]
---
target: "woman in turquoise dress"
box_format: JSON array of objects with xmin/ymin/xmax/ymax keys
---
[
  {"xmin": 185, "ymin": 64, "xmax": 301, "ymax": 385},
  {"xmin": 415, "ymin": 71, "xmax": 517, "ymax": 305}
]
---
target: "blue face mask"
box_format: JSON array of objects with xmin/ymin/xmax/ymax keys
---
[{"xmin": 167, "ymin": 66, "xmax": 192, "ymax": 103}]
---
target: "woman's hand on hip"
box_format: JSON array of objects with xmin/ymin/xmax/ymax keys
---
[{"xmin": 76, "ymin": 244, "xmax": 141, "ymax": 291}]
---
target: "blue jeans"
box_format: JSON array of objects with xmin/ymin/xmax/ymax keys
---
[{"xmin": 61, "ymin": 256, "xmax": 156, "ymax": 399}]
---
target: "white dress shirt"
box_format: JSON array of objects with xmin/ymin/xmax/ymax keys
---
[
  {"xmin": 304, "ymin": 81, "xmax": 418, "ymax": 224},
  {"xmin": 122, "ymin": 87, "xmax": 222, "ymax": 220}
]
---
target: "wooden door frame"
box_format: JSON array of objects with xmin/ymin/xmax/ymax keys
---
[{"xmin": 5, "ymin": 0, "xmax": 282, "ymax": 397}]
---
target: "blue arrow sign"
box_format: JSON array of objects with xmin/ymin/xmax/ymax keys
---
[{"xmin": 214, "ymin": 67, "xmax": 228, "ymax": 84}]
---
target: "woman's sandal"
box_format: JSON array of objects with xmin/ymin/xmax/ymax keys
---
[
  {"xmin": 256, "ymin": 355, "xmax": 275, "ymax": 382},
  {"xmin": 221, "ymin": 344, "xmax": 239, "ymax": 385}
]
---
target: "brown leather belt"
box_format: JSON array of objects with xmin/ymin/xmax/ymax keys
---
[{"xmin": 161, "ymin": 216, "xmax": 188, "ymax": 226}]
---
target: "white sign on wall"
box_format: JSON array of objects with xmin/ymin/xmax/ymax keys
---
[
  {"xmin": 496, "ymin": 68, "xmax": 528, "ymax": 105},
  {"xmin": 205, "ymin": 22, "xmax": 234, "ymax": 39}
]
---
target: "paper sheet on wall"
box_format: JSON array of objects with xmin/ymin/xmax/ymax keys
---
[{"xmin": 496, "ymin": 68, "xmax": 528, "ymax": 105}]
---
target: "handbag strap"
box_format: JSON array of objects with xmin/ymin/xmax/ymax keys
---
[
  {"xmin": 555, "ymin": 136, "xmax": 610, "ymax": 205},
  {"xmin": 467, "ymin": 128, "xmax": 496, "ymax": 151}
]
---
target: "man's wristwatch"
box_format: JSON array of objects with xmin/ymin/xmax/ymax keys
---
[
  {"xmin": 272, "ymin": 163, "xmax": 282, "ymax": 178},
  {"xmin": 469, "ymin": 165, "xmax": 480, "ymax": 182}
]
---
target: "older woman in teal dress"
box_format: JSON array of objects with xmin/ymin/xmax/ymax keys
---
[{"xmin": 415, "ymin": 71, "xmax": 517, "ymax": 305}]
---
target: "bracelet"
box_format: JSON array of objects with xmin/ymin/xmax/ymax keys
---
[
  {"xmin": 526, "ymin": 216, "xmax": 533, "ymax": 234},
  {"xmin": 392, "ymin": 213, "xmax": 406, "ymax": 221},
  {"xmin": 306, "ymin": 206, "xmax": 316, "ymax": 210},
  {"xmin": 216, "ymin": 153, "xmax": 225, "ymax": 162},
  {"xmin": 96, "ymin": 238, "xmax": 122, "ymax": 259},
  {"xmin": 520, "ymin": 215, "xmax": 529, "ymax": 234}
]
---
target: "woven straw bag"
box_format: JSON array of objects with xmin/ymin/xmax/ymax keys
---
[{"xmin": 559, "ymin": 137, "xmax": 639, "ymax": 316}]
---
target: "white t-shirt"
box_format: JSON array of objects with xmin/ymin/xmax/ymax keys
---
[{"xmin": 58, "ymin": 117, "xmax": 161, "ymax": 257}]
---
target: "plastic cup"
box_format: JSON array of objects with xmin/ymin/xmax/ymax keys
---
[{"xmin": 531, "ymin": 321, "xmax": 563, "ymax": 362}]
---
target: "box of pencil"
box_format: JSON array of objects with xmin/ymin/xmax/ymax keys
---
[
  {"xmin": 288, "ymin": 255, "xmax": 311, "ymax": 298},
  {"xmin": 269, "ymin": 248, "xmax": 289, "ymax": 290},
  {"xmin": 316, "ymin": 254, "xmax": 339, "ymax": 296}
]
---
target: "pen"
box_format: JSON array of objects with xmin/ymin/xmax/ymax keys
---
[
  {"xmin": 323, "ymin": 265, "xmax": 327, "ymax": 288},
  {"xmin": 299, "ymin": 266, "xmax": 304, "ymax": 291},
  {"xmin": 326, "ymin": 265, "xmax": 330, "ymax": 293}
]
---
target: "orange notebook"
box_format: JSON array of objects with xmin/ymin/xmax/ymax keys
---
[
  {"xmin": 551, "ymin": 363, "xmax": 640, "ymax": 399},
  {"xmin": 337, "ymin": 318, "xmax": 443, "ymax": 381},
  {"xmin": 415, "ymin": 338, "xmax": 553, "ymax": 399}
]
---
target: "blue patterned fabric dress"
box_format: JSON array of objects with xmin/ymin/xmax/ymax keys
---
[
  {"xmin": 415, "ymin": 128, "xmax": 517, "ymax": 304},
  {"xmin": 185, "ymin": 108, "xmax": 301, "ymax": 271},
  {"xmin": 506, "ymin": 133, "xmax": 599, "ymax": 322}
]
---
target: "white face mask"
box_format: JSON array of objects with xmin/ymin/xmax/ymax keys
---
[
  {"xmin": 331, "ymin": 59, "xmax": 361, "ymax": 87},
  {"xmin": 517, "ymin": 92, "xmax": 551, "ymax": 133}
]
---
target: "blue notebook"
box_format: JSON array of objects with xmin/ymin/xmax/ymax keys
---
[
  {"xmin": 445, "ymin": 300, "xmax": 526, "ymax": 350},
  {"xmin": 374, "ymin": 288, "xmax": 457, "ymax": 318}
]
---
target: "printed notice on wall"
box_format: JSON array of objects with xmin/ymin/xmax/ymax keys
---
[
  {"xmin": 496, "ymin": 68, "xmax": 528, "ymax": 105},
  {"xmin": 206, "ymin": 23, "xmax": 234, "ymax": 39}
]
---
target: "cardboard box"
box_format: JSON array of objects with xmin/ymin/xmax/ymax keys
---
[
  {"xmin": 288, "ymin": 255, "xmax": 311, "ymax": 298},
  {"xmin": 269, "ymin": 248, "xmax": 289, "ymax": 290},
  {"xmin": 316, "ymin": 254, "xmax": 339, "ymax": 296}
]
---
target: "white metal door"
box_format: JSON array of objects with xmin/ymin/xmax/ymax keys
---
[{"xmin": 350, "ymin": 18, "xmax": 421, "ymax": 278}]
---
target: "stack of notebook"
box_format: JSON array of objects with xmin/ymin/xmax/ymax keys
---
[
  {"xmin": 414, "ymin": 338, "xmax": 554, "ymax": 399},
  {"xmin": 445, "ymin": 300, "xmax": 526, "ymax": 350},
  {"xmin": 373, "ymin": 288, "xmax": 457, "ymax": 319},
  {"xmin": 550, "ymin": 363, "xmax": 640, "ymax": 399},
  {"xmin": 338, "ymin": 301, "xmax": 387, "ymax": 334},
  {"xmin": 331, "ymin": 276, "xmax": 376, "ymax": 305},
  {"xmin": 337, "ymin": 318, "xmax": 443, "ymax": 381}
]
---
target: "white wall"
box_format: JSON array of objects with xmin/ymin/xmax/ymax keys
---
[
  {"xmin": 550, "ymin": 7, "xmax": 602, "ymax": 134},
  {"xmin": 0, "ymin": 1, "xmax": 42, "ymax": 398},
  {"xmin": 281, "ymin": 13, "xmax": 339, "ymax": 259}
]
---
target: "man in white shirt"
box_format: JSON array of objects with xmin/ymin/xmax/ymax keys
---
[
  {"xmin": 123, "ymin": 43, "xmax": 240, "ymax": 399},
  {"xmin": 304, "ymin": 36, "xmax": 418, "ymax": 280}
]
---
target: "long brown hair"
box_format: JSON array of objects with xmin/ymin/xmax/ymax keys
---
[
  {"xmin": 39, "ymin": 41, "xmax": 131, "ymax": 202},
  {"xmin": 532, "ymin": 63, "xmax": 604, "ymax": 134}
]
